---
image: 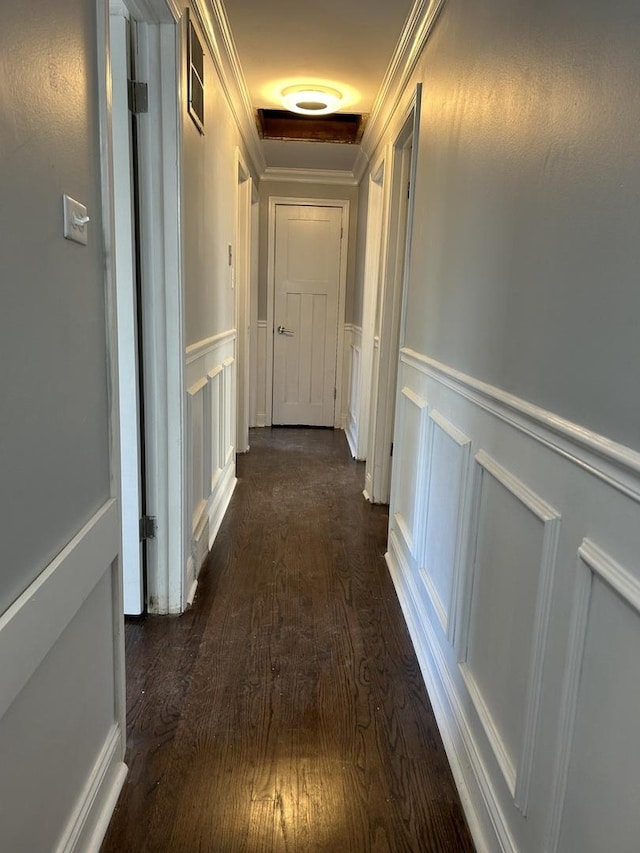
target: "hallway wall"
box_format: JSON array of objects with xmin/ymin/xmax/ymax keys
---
[
  {"xmin": 359, "ymin": 0, "xmax": 640, "ymax": 849},
  {"xmin": 181, "ymin": 3, "xmax": 258, "ymax": 599},
  {"xmin": 0, "ymin": 0, "xmax": 124, "ymax": 849}
]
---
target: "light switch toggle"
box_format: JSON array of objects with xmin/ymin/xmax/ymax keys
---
[{"xmin": 63, "ymin": 194, "xmax": 90, "ymax": 245}]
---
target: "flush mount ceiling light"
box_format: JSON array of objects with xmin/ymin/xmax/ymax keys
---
[{"xmin": 281, "ymin": 85, "xmax": 343, "ymax": 116}]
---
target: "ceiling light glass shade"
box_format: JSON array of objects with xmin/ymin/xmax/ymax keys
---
[{"xmin": 281, "ymin": 85, "xmax": 343, "ymax": 116}]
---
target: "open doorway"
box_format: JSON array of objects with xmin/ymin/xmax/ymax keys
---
[
  {"xmin": 365, "ymin": 84, "xmax": 422, "ymax": 505},
  {"xmin": 109, "ymin": 0, "xmax": 186, "ymax": 614}
]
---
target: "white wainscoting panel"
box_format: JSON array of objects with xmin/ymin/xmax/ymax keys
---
[
  {"xmin": 184, "ymin": 331, "xmax": 237, "ymax": 608},
  {"xmin": 460, "ymin": 451, "xmax": 560, "ymax": 812},
  {"xmin": 391, "ymin": 385, "xmax": 429, "ymax": 563},
  {"xmin": 345, "ymin": 324, "xmax": 362, "ymax": 457},
  {"xmin": 419, "ymin": 410, "xmax": 471, "ymax": 642},
  {"xmin": 384, "ymin": 346, "xmax": 638, "ymax": 853},
  {"xmin": 0, "ymin": 503, "xmax": 125, "ymax": 853},
  {"xmin": 187, "ymin": 376, "xmax": 209, "ymax": 534},
  {"xmin": 548, "ymin": 540, "xmax": 640, "ymax": 853}
]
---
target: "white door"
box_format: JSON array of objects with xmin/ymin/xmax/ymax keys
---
[
  {"xmin": 272, "ymin": 204, "xmax": 343, "ymax": 426},
  {"xmin": 111, "ymin": 13, "xmax": 144, "ymax": 614}
]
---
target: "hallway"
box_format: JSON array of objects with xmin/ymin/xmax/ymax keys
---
[{"xmin": 101, "ymin": 428, "xmax": 474, "ymax": 852}]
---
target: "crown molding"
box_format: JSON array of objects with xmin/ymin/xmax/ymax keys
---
[
  {"xmin": 360, "ymin": 0, "xmax": 446, "ymax": 167},
  {"xmin": 191, "ymin": 0, "xmax": 266, "ymax": 178},
  {"xmin": 261, "ymin": 167, "xmax": 358, "ymax": 187}
]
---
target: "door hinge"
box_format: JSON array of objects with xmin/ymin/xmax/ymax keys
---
[
  {"xmin": 334, "ymin": 387, "xmax": 337, "ymax": 400},
  {"xmin": 341, "ymin": 226, "xmax": 343, "ymax": 239},
  {"xmin": 407, "ymin": 180, "xmax": 411, "ymax": 199},
  {"xmin": 128, "ymin": 80, "xmax": 149, "ymax": 114},
  {"xmin": 139, "ymin": 514, "xmax": 157, "ymax": 541},
  {"xmin": 390, "ymin": 442, "xmax": 394, "ymax": 457}
]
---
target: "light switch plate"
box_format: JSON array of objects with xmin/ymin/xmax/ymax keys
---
[{"xmin": 63, "ymin": 194, "xmax": 89, "ymax": 246}]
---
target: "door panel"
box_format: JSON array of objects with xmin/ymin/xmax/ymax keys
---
[
  {"xmin": 111, "ymin": 15, "xmax": 145, "ymax": 614},
  {"xmin": 273, "ymin": 205, "xmax": 342, "ymax": 426}
]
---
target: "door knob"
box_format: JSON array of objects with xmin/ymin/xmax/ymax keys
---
[{"xmin": 277, "ymin": 325, "xmax": 294, "ymax": 336}]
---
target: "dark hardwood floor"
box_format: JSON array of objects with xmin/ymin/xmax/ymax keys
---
[{"xmin": 101, "ymin": 427, "xmax": 475, "ymax": 852}]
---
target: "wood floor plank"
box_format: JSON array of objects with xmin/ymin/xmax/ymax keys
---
[{"xmin": 101, "ymin": 427, "xmax": 475, "ymax": 853}]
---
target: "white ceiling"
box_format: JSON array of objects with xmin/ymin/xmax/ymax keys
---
[{"xmin": 222, "ymin": 0, "xmax": 416, "ymax": 172}]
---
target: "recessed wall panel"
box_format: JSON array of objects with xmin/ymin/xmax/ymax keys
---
[
  {"xmin": 463, "ymin": 452, "xmax": 560, "ymax": 804},
  {"xmin": 420, "ymin": 412, "xmax": 470, "ymax": 638}
]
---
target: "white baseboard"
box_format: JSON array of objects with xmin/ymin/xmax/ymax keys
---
[
  {"xmin": 55, "ymin": 723, "xmax": 127, "ymax": 853},
  {"xmin": 385, "ymin": 533, "xmax": 513, "ymax": 853},
  {"xmin": 256, "ymin": 412, "xmax": 267, "ymax": 427},
  {"xmin": 207, "ymin": 461, "xmax": 237, "ymax": 551},
  {"xmin": 346, "ymin": 417, "xmax": 358, "ymax": 458}
]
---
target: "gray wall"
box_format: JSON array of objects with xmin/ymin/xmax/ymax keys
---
[
  {"xmin": 403, "ymin": 0, "xmax": 640, "ymax": 451},
  {"xmin": 182, "ymin": 6, "xmax": 255, "ymax": 347},
  {"xmin": 0, "ymin": 0, "xmax": 110, "ymax": 614},
  {"xmin": 257, "ymin": 181, "xmax": 359, "ymax": 322}
]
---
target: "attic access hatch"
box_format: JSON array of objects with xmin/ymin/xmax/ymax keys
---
[{"xmin": 257, "ymin": 109, "xmax": 367, "ymax": 144}]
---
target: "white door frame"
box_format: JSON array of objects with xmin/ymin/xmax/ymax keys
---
[
  {"xmin": 249, "ymin": 183, "xmax": 260, "ymax": 428},
  {"xmin": 235, "ymin": 148, "xmax": 252, "ymax": 453},
  {"xmin": 108, "ymin": 0, "xmax": 187, "ymax": 613},
  {"xmin": 266, "ymin": 197, "xmax": 350, "ymax": 428},
  {"xmin": 366, "ymin": 84, "xmax": 422, "ymax": 504},
  {"xmin": 356, "ymin": 156, "xmax": 388, "ymax": 462}
]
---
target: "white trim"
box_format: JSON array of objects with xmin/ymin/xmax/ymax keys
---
[
  {"xmin": 266, "ymin": 197, "xmax": 350, "ymax": 428},
  {"xmin": 400, "ymin": 348, "xmax": 640, "ymax": 502},
  {"xmin": 185, "ymin": 329, "xmax": 236, "ymax": 364},
  {"xmin": 357, "ymin": 155, "xmax": 387, "ymax": 460},
  {"xmin": 235, "ymin": 147, "xmax": 253, "ymax": 453},
  {"xmin": 461, "ymin": 452, "xmax": 561, "ymax": 813},
  {"xmin": 116, "ymin": 0, "xmax": 180, "ymax": 22},
  {"xmin": 547, "ymin": 540, "xmax": 640, "ymax": 852},
  {"xmin": 420, "ymin": 409, "xmax": 471, "ymax": 643},
  {"xmin": 358, "ymin": 0, "xmax": 447, "ymax": 178},
  {"xmin": 189, "ymin": 0, "xmax": 265, "ymax": 178},
  {"xmin": 0, "ymin": 500, "xmax": 119, "ymax": 722},
  {"xmin": 366, "ymin": 85, "xmax": 421, "ymax": 504},
  {"xmin": 391, "ymin": 385, "xmax": 429, "ymax": 561},
  {"xmin": 458, "ymin": 664, "xmax": 517, "ymax": 797},
  {"xmin": 134, "ymin": 16, "xmax": 187, "ymax": 614},
  {"xmin": 261, "ymin": 167, "xmax": 358, "ymax": 187},
  {"xmin": 97, "ymin": 0, "xmax": 127, "ymax": 744},
  {"xmin": 386, "ymin": 532, "xmax": 516, "ymax": 853},
  {"xmin": 55, "ymin": 724, "xmax": 127, "ymax": 853}
]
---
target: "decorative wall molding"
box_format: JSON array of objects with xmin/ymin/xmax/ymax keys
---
[
  {"xmin": 386, "ymin": 530, "xmax": 517, "ymax": 853},
  {"xmin": 185, "ymin": 328, "xmax": 237, "ymax": 365},
  {"xmin": 400, "ymin": 348, "xmax": 640, "ymax": 503},
  {"xmin": 547, "ymin": 540, "xmax": 640, "ymax": 852},
  {"xmin": 357, "ymin": 0, "xmax": 447, "ymax": 180},
  {"xmin": 345, "ymin": 328, "xmax": 362, "ymax": 457},
  {"xmin": 419, "ymin": 410, "xmax": 471, "ymax": 643},
  {"xmin": 184, "ymin": 338, "xmax": 236, "ymax": 608},
  {"xmin": 392, "ymin": 386, "xmax": 429, "ymax": 561},
  {"xmin": 261, "ymin": 167, "xmax": 358, "ymax": 187},
  {"xmin": 389, "ymin": 347, "xmax": 639, "ymax": 852},
  {"xmin": 0, "ymin": 499, "xmax": 119, "ymax": 722},
  {"xmin": 55, "ymin": 723, "xmax": 127, "ymax": 853},
  {"xmin": 190, "ymin": 0, "xmax": 265, "ymax": 178},
  {"xmin": 460, "ymin": 451, "xmax": 561, "ymax": 815}
]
